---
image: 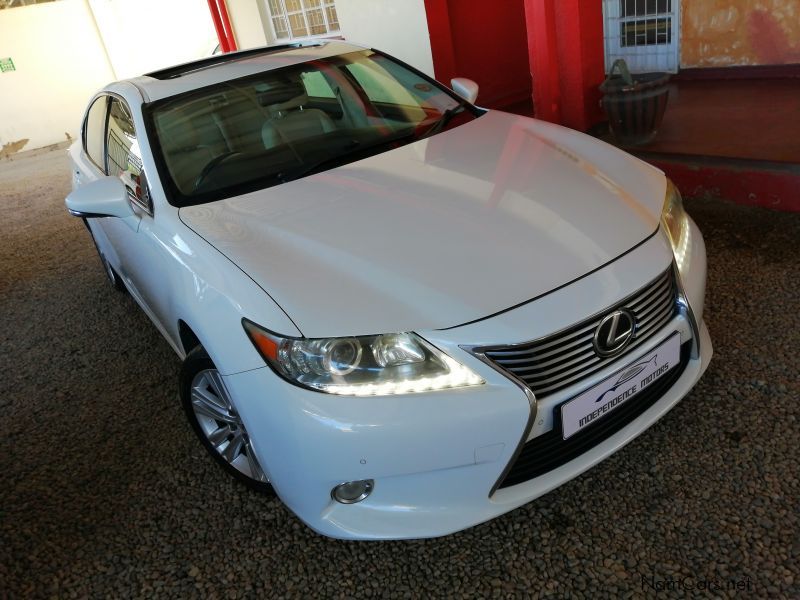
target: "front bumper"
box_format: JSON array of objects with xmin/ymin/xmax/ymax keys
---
[{"xmin": 223, "ymin": 219, "xmax": 711, "ymax": 540}]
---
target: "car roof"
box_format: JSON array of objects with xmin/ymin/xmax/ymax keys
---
[{"xmin": 127, "ymin": 40, "xmax": 366, "ymax": 103}]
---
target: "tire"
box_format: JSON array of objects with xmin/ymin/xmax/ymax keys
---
[
  {"xmin": 179, "ymin": 346, "xmax": 275, "ymax": 495},
  {"xmin": 85, "ymin": 219, "xmax": 126, "ymax": 292}
]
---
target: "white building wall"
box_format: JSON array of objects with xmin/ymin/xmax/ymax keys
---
[
  {"xmin": 0, "ymin": 0, "xmax": 435, "ymax": 154},
  {"xmin": 227, "ymin": 0, "xmax": 270, "ymax": 48},
  {"xmin": 229, "ymin": 0, "xmax": 434, "ymax": 75},
  {"xmin": 87, "ymin": 0, "xmax": 217, "ymax": 79},
  {"xmin": 335, "ymin": 0, "xmax": 434, "ymax": 75},
  {"xmin": 0, "ymin": 0, "xmax": 115, "ymax": 155}
]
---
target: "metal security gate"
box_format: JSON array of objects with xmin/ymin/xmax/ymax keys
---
[{"xmin": 603, "ymin": 0, "xmax": 679, "ymax": 73}]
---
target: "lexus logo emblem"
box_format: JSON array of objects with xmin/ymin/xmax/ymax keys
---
[{"xmin": 593, "ymin": 310, "xmax": 636, "ymax": 357}]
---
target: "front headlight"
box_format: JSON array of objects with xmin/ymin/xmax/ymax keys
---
[
  {"xmin": 243, "ymin": 320, "xmax": 484, "ymax": 396},
  {"xmin": 662, "ymin": 179, "xmax": 691, "ymax": 272}
]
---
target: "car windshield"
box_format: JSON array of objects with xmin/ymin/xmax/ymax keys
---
[{"xmin": 146, "ymin": 50, "xmax": 481, "ymax": 206}]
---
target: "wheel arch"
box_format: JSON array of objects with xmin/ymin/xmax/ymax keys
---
[
  {"xmin": 150, "ymin": 213, "xmax": 302, "ymax": 375},
  {"xmin": 178, "ymin": 319, "xmax": 202, "ymax": 356}
]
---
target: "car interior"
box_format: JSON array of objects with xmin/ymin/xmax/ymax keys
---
[{"xmin": 150, "ymin": 51, "xmax": 461, "ymax": 199}]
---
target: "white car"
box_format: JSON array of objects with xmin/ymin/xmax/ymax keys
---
[{"xmin": 66, "ymin": 41, "xmax": 712, "ymax": 540}]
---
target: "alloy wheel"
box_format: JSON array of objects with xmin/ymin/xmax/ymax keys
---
[{"xmin": 190, "ymin": 369, "xmax": 268, "ymax": 483}]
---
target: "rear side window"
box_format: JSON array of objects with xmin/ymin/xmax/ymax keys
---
[{"xmin": 84, "ymin": 96, "xmax": 108, "ymax": 170}]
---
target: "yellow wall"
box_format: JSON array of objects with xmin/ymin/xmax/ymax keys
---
[{"xmin": 681, "ymin": 0, "xmax": 800, "ymax": 68}]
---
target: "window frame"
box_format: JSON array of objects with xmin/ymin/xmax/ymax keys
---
[
  {"xmin": 106, "ymin": 95, "xmax": 153, "ymax": 215},
  {"xmin": 82, "ymin": 94, "xmax": 110, "ymax": 174},
  {"xmin": 602, "ymin": 0, "xmax": 680, "ymax": 73},
  {"xmin": 81, "ymin": 92, "xmax": 153, "ymax": 216},
  {"xmin": 266, "ymin": 0, "xmax": 340, "ymax": 42}
]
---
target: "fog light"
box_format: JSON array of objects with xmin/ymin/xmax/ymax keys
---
[{"xmin": 332, "ymin": 479, "xmax": 374, "ymax": 504}]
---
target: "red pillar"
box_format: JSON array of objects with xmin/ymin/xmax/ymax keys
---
[
  {"xmin": 217, "ymin": 0, "xmax": 238, "ymax": 52},
  {"xmin": 207, "ymin": 0, "xmax": 229, "ymax": 53},
  {"xmin": 207, "ymin": 0, "xmax": 238, "ymax": 53},
  {"xmin": 524, "ymin": 0, "xmax": 605, "ymax": 131}
]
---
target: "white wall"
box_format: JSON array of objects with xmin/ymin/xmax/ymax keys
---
[
  {"xmin": 227, "ymin": 0, "xmax": 270, "ymax": 48},
  {"xmin": 0, "ymin": 0, "xmax": 115, "ymax": 154},
  {"xmin": 0, "ymin": 0, "xmax": 435, "ymax": 153},
  {"xmin": 328, "ymin": 0, "xmax": 434, "ymax": 75},
  {"xmin": 87, "ymin": 0, "xmax": 217, "ymax": 79},
  {"xmin": 194, "ymin": 0, "xmax": 435, "ymax": 74}
]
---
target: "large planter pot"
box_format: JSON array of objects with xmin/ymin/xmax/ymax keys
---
[{"xmin": 600, "ymin": 59, "xmax": 670, "ymax": 146}]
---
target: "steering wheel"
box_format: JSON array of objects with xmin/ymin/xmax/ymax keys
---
[{"xmin": 194, "ymin": 151, "xmax": 240, "ymax": 191}]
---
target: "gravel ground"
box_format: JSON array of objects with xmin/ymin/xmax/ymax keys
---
[{"xmin": 1, "ymin": 147, "xmax": 798, "ymax": 599}]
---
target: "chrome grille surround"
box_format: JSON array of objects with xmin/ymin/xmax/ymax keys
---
[{"xmin": 477, "ymin": 268, "xmax": 678, "ymax": 398}]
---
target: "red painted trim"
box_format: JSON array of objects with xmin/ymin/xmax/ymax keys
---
[
  {"xmin": 216, "ymin": 0, "xmax": 238, "ymax": 52},
  {"xmin": 648, "ymin": 158, "xmax": 800, "ymax": 212},
  {"xmin": 207, "ymin": 0, "xmax": 229, "ymax": 53},
  {"xmin": 674, "ymin": 64, "xmax": 800, "ymax": 81}
]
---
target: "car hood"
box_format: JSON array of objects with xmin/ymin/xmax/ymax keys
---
[{"xmin": 179, "ymin": 110, "xmax": 666, "ymax": 338}]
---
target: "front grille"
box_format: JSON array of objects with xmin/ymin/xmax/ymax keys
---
[
  {"xmin": 498, "ymin": 341, "xmax": 691, "ymax": 489},
  {"xmin": 481, "ymin": 268, "xmax": 677, "ymax": 398}
]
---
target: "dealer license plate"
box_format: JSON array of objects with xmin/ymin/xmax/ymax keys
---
[{"xmin": 561, "ymin": 333, "xmax": 681, "ymax": 440}]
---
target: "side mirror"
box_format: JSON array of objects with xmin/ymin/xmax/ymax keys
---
[
  {"xmin": 451, "ymin": 77, "xmax": 479, "ymax": 104},
  {"xmin": 65, "ymin": 176, "xmax": 134, "ymax": 219}
]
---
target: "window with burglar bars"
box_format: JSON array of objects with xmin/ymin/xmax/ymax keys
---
[
  {"xmin": 603, "ymin": 0, "xmax": 679, "ymax": 73},
  {"xmin": 267, "ymin": 0, "xmax": 339, "ymax": 41},
  {"xmin": 0, "ymin": 0, "xmax": 58, "ymax": 9}
]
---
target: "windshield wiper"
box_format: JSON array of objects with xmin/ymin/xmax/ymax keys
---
[
  {"xmin": 276, "ymin": 104, "xmax": 469, "ymax": 185},
  {"xmin": 420, "ymin": 100, "xmax": 468, "ymax": 139},
  {"xmin": 277, "ymin": 129, "xmax": 419, "ymax": 183}
]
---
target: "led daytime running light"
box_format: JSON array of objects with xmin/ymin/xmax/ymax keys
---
[{"xmin": 244, "ymin": 321, "xmax": 485, "ymax": 396}]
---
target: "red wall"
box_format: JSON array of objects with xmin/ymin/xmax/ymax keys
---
[
  {"xmin": 426, "ymin": 0, "xmax": 605, "ymax": 130},
  {"xmin": 425, "ymin": 0, "xmax": 532, "ymax": 110}
]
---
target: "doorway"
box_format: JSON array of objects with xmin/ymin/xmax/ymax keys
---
[{"xmin": 603, "ymin": 0, "xmax": 679, "ymax": 73}]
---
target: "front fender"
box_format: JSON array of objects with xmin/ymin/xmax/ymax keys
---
[{"xmin": 160, "ymin": 212, "xmax": 301, "ymax": 375}]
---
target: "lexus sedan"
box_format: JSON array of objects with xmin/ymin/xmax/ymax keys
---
[{"xmin": 65, "ymin": 41, "xmax": 712, "ymax": 540}]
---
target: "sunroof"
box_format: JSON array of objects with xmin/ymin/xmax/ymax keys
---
[{"xmin": 144, "ymin": 42, "xmax": 323, "ymax": 80}]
